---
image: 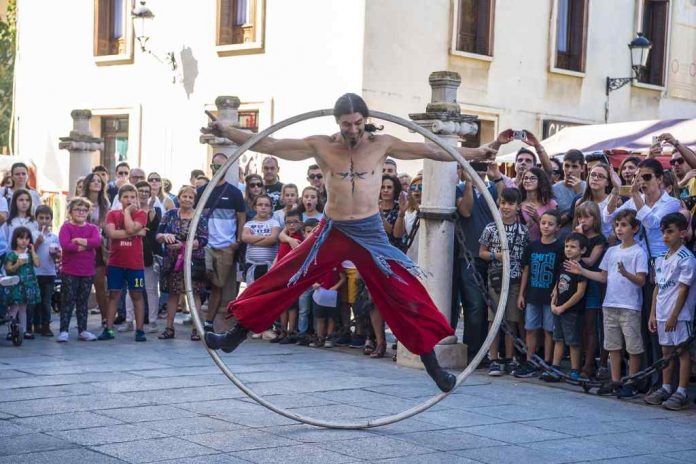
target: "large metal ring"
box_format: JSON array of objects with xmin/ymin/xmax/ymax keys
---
[{"xmin": 185, "ymin": 108, "xmax": 510, "ymax": 429}]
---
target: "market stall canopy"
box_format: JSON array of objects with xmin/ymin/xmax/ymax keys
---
[{"xmin": 497, "ymin": 119, "xmax": 696, "ymax": 162}]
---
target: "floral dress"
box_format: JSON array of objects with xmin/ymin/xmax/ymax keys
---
[
  {"xmin": 157, "ymin": 209, "xmax": 208, "ymax": 294},
  {"xmin": 4, "ymin": 251, "xmax": 41, "ymax": 305}
]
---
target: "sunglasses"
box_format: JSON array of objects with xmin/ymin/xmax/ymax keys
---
[
  {"xmin": 117, "ymin": 171, "xmax": 129, "ymax": 176},
  {"xmin": 409, "ymin": 184, "xmax": 423, "ymax": 192},
  {"xmin": 248, "ymin": 182, "xmax": 263, "ymax": 188},
  {"xmin": 148, "ymin": 177, "xmax": 161, "ymax": 182},
  {"xmin": 670, "ymin": 158, "xmax": 685, "ymax": 166},
  {"xmin": 308, "ymin": 174, "xmax": 323, "ymax": 180},
  {"xmin": 210, "ymin": 164, "xmax": 223, "ymax": 170},
  {"xmin": 640, "ymin": 173, "xmax": 654, "ymax": 181}
]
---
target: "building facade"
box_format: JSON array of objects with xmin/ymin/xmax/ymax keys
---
[{"xmin": 13, "ymin": 0, "xmax": 696, "ymax": 192}]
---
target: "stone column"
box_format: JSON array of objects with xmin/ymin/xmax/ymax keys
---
[
  {"xmin": 59, "ymin": 110, "xmax": 103, "ymax": 197},
  {"xmin": 199, "ymin": 96, "xmax": 243, "ymax": 186},
  {"xmin": 398, "ymin": 72, "xmax": 478, "ymax": 369}
]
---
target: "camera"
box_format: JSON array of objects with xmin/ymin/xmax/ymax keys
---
[{"xmin": 513, "ymin": 130, "xmax": 525, "ymax": 140}]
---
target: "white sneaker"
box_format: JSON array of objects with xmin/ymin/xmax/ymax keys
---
[
  {"xmin": 117, "ymin": 321, "xmax": 134, "ymax": 333},
  {"xmin": 56, "ymin": 331, "xmax": 69, "ymax": 343},
  {"xmin": 261, "ymin": 329, "xmax": 278, "ymax": 341},
  {"xmin": 146, "ymin": 322, "xmax": 159, "ymax": 333},
  {"xmin": 251, "ymin": 332, "xmax": 262, "ymax": 339},
  {"xmin": 79, "ymin": 330, "xmax": 97, "ymax": 341},
  {"xmin": 0, "ymin": 275, "xmax": 19, "ymax": 287}
]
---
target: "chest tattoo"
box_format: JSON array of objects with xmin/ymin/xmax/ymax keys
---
[{"xmin": 338, "ymin": 158, "xmax": 368, "ymax": 194}]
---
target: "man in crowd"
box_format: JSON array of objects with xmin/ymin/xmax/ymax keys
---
[
  {"xmin": 190, "ymin": 169, "xmax": 205, "ymax": 187},
  {"xmin": 307, "ymin": 164, "xmax": 327, "ymax": 209},
  {"xmin": 198, "ymin": 152, "xmax": 246, "ymax": 332},
  {"xmin": 107, "ymin": 162, "xmax": 130, "ymax": 203},
  {"xmin": 659, "ymin": 133, "xmax": 696, "ymax": 199},
  {"xmin": 501, "ymin": 130, "xmax": 553, "ymax": 189},
  {"xmin": 261, "ymin": 156, "xmax": 283, "ymax": 210},
  {"xmin": 111, "ymin": 168, "xmax": 149, "ymax": 210},
  {"xmin": 383, "ymin": 158, "xmax": 398, "ymax": 176},
  {"xmin": 553, "ymin": 149, "xmax": 586, "ymax": 230}
]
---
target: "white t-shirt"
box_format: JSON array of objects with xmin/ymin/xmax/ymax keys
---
[
  {"xmin": 654, "ymin": 246, "xmax": 696, "ymax": 322},
  {"xmin": 302, "ymin": 212, "xmax": 324, "ymax": 222},
  {"xmin": 5, "ymin": 217, "xmax": 40, "ymax": 243},
  {"xmin": 34, "ymin": 231, "xmax": 60, "ymax": 276},
  {"xmin": 244, "ymin": 218, "xmax": 280, "ymax": 264},
  {"xmin": 599, "ymin": 243, "xmax": 649, "ymax": 311},
  {"xmin": 341, "ymin": 260, "xmax": 356, "ymax": 269},
  {"xmin": 272, "ymin": 209, "xmax": 286, "ymax": 229}
]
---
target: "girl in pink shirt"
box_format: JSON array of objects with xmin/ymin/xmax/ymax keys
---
[{"xmin": 56, "ymin": 198, "xmax": 102, "ymax": 342}]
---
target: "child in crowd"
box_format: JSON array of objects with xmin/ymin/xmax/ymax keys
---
[
  {"xmin": 541, "ymin": 233, "xmax": 587, "ymax": 382},
  {"xmin": 309, "ymin": 262, "xmax": 346, "ymax": 348},
  {"xmin": 99, "ymin": 185, "xmax": 148, "ymax": 342},
  {"xmin": 296, "ymin": 218, "xmax": 320, "ymax": 345},
  {"xmin": 298, "ymin": 186, "xmax": 323, "ymax": 222},
  {"xmin": 573, "ymin": 202, "xmax": 608, "ymax": 378},
  {"xmin": 272, "ymin": 183, "xmax": 299, "ymax": 228},
  {"xmin": 271, "ymin": 208, "xmax": 303, "ymax": 344},
  {"xmin": 645, "ymin": 213, "xmax": 696, "ymax": 410},
  {"xmin": 336, "ymin": 260, "xmax": 358, "ymax": 347},
  {"xmin": 4, "ymin": 227, "xmax": 40, "ymax": 339},
  {"xmin": 479, "ymin": 188, "xmax": 530, "ymax": 376},
  {"xmin": 242, "ymin": 194, "xmax": 280, "ymax": 284},
  {"xmin": 566, "ymin": 209, "xmax": 648, "ymax": 398},
  {"xmin": 32, "ymin": 205, "xmax": 60, "ymax": 337},
  {"xmin": 57, "ymin": 198, "xmax": 102, "ymax": 342},
  {"xmin": 515, "ymin": 209, "xmax": 564, "ymax": 378}
]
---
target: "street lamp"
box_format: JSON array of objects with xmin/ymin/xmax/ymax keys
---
[
  {"xmin": 605, "ymin": 33, "xmax": 652, "ymax": 96},
  {"xmin": 131, "ymin": 0, "xmax": 177, "ymax": 74}
]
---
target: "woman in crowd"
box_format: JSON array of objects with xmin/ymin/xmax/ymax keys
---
[
  {"xmin": 573, "ymin": 163, "xmax": 615, "ymax": 239},
  {"xmin": 80, "ymin": 172, "xmax": 110, "ymax": 327},
  {"xmin": 618, "ymin": 156, "xmax": 641, "ymax": 186},
  {"xmin": 74, "ymin": 177, "xmax": 86, "ymax": 198},
  {"xmin": 272, "ymin": 183, "xmax": 299, "ymax": 228},
  {"xmin": 550, "ymin": 158, "xmax": 564, "ymax": 184},
  {"xmin": 393, "ymin": 175, "xmax": 422, "ymax": 262},
  {"xmin": 519, "ymin": 167, "xmax": 557, "ymax": 241},
  {"xmin": 148, "ymin": 172, "xmax": 176, "ymax": 212},
  {"xmin": 244, "ymin": 173, "xmax": 265, "ymax": 221},
  {"xmin": 379, "ymin": 175, "xmax": 402, "ymax": 248},
  {"xmin": 297, "ymin": 186, "xmax": 323, "ymax": 222},
  {"xmin": 7, "ymin": 163, "xmax": 41, "ymax": 212},
  {"xmin": 156, "ymin": 186, "xmax": 208, "ymax": 340}
]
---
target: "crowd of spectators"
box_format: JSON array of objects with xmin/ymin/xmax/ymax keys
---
[{"xmin": 2, "ymin": 128, "xmax": 696, "ymax": 411}]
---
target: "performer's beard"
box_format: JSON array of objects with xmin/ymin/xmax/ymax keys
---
[{"xmin": 341, "ymin": 129, "xmax": 364, "ymax": 148}]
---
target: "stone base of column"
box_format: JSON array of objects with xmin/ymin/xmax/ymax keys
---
[{"xmin": 396, "ymin": 340, "xmax": 468, "ymax": 370}]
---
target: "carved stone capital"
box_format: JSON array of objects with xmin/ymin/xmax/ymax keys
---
[{"xmin": 215, "ymin": 96, "xmax": 241, "ymax": 110}]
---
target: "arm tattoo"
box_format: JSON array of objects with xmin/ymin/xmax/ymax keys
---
[{"xmin": 338, "ymin": 158, "xmax": 368, "ymax": 194}]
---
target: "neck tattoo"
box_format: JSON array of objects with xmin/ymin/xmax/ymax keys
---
[{"xmin": 338, "ymin": 157, "xmax": 368, "ymax": 194}]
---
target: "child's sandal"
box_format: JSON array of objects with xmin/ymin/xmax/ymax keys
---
[
  {"xmin": 158, "ymin": 327, "xmax": 175, "ymax": 339},
  {"xmin": 190, "ymin": 329, "xmax": 201, "ymax": 341}
]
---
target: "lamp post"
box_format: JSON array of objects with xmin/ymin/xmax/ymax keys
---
[
  {"xmin": 131, "ymin": 0, "xmax": 177, "ymax": 74},
  {"xmin": 605, "ymin": 32, "xmax": 652, "ymax": 96}
]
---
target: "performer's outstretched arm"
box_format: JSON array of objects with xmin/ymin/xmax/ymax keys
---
[
  {"xmin": 202, "ymin": 121, "xmax": 320, "ymax": 161},
  {"xmin": 385, "ymin": 135, "xmax": 496, "ymax": 162}
]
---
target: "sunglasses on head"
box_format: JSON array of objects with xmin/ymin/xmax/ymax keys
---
[
  {"xmin": 670, "ymin": 158, "xmax": 685, "ymax": 166},
  {"xmin": 308, "ymin": 174, "xmax": 323, "ymax": 180}
]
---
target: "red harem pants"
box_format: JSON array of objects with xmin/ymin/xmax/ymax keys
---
[{"xmin": 228, "ymin": 221, "xmax": 454, "ymax": 355}]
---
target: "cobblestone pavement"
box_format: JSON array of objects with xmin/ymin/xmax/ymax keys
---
[{"xmin": 1, "ymin": 316, "xmax": 696, "ymax": 464}]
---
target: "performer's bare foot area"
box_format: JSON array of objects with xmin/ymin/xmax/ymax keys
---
[
  {"xmin": 420, "ymin": 350, "xmax": 456, "ymax": 392},
  {"xmin": 204, "ymin": 323, "xmax": 249, "ymax": 353}
]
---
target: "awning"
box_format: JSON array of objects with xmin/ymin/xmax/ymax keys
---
[{"xmin": 498, "ymin": 119, "xmax": 696, "ymax": 162}]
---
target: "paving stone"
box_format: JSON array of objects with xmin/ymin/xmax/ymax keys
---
[
  {"xmin": 0, "ymin": 420, "xmax": 33, "ymax": 437},
  {"xmin": 175, "ymin": 398, "xmax": 266, "ymax": 416},
  {"xmin": 10, "ymin": 411, "xmax": 123, "ymax": 432},
  {"xmin": 143, "ymin": 416, "xmax": 245, "ymax": 435},
  {"xmin": 0, "ymin": 447, "xmax": 125, "ymax": 464},
  {"xmin": 183, "ymin": 429, "xmax": 298, "ymax": 452},
  {"xmin": 416, "ymin": 408, "xmax": 507, "ymax": 428},
  {"xmin": 451, "ymin": 444, "xmax": 576, "ymax": 464},
  {"xmin": 0, "ymin": 369, "xmax": 30, "ymax": 379},
  {"xmin": 213, "ymin": 410, "xmax": 299, "ymax": 428},
  {"xmin": 233, "ymin": 443, "xmax": 357, "ymax": 463},
  {"xmin": 0, "ymin": 393, "xmax": 149, "ymax": 417},
  {"xmin": 121, "ymin": 385, "xmax": 245, "ymax": 405},
  {"xmin": 474, "ymin": 403, "xmax": 571, "ymax": 421},
  {"xmin": 522, "ymin": 437, "xmax": 646, "ymax": 461},
  {"xmin": 262, "ymin": 423, "xmax": 376, "ymax": 443},
  {"xmin": 49, "ymin": 423, "xmax": 169, "ymax": 446},
  {"xmin": 665, "ymin": 449, "xmax": 696, "ymax": 461},
  {"xmin": 461, "ymin": 422, "xmax": 571, "ymax": 444},
  {"xmin": 158, "ymin": 455, "xmax": 251, "ymax": 464},
  {"xmin": 585, "ymin": 430, "xmax": 696, "ymax": 454},
  {"xmin": 127, "ymin": 365, "xmax": 223, "ymax": 378},
  {"xmin": 0, "ymin": 383, "xmax": 101, "ymax": 403},
  {"xmin": 317, "ymin": 435, "xmax": 435, "ymax": 460},
  {"xmin": 395, "ymin": 428, "xmax": 504, "ymax": 451},
  {"xmin": 96, "ymin": 405, "xmax": 200, "ymax": 423},
  {"xmin": 375, "ymin": 452, "xmax": 484, "ymax": 464},
  {"xmin": 286, "ymin": 403, "xmax": 375, "ymax": 420},
  {"xmin": 591, "ymin": 455, "xmax": 684, "ymax": 464},
  {"xmin": 0, "ymin": 371, "xmax": 142, "ymax": 390},
  {"xmin": 519, "ymin": 417, "xmax": 636, "ymax": 437},
  {"xmin": 92, "ymin": 436, "xmax": 218, "ymax": 463},
  {"xmin": 237, "ymin": 392, "xmax": 339, "ymax": 409},
  {"xmin": 0, "ymin": 432, "xmax": 76, "ymax": 457}
]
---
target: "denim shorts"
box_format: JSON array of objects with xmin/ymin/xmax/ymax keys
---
[
  {"xmin": 552, "ymin": 310, "xmax": 583, "ymax": 346},
  {"xmin": 525, "ymin": 302, "xmax": 554, "ymax": 331},
  {"xmin": 107, "ymin": 266, "xmax": 145, "ymax": 292},
  {"xmin": 584, "ymin": 280, "xmax": 602, "ymax": 310}
]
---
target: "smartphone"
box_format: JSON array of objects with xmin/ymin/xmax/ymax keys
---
[
  {"xmin": 513, "ymin": 130, "xmax": 525, "ymax": 140},
  {"xmin": 651, "ymin": 135, "xmax": 659, "ymax": 146},
  {"xmin": 618, "ymin": 185, "xmax": 632, "ymax": 196},
  {"xmin": 205, "ymin": 110, "xmax": 217, "ymax": 121}
]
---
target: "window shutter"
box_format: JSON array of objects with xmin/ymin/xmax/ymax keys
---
[
  {"xmin": 643, "ymin": 0, "xmax": 668, "ymax": 85},
  {"xmin": 218, "ymin": 0, "xmax": 235, "ymax": 45},
  {"xmin": 94, "ymin": 0, "xmax": 112, "ymax": 56},
  {"xmin": 457, "ymin": 0, "xmax": 476, "ymax": 52},
  {"xmin": 475, "ymin": 0, "xmax": 492, "ymax": 55},
  {"xmin": 569, "ymin": 0, "xmax": 586, "ymax": 71}
]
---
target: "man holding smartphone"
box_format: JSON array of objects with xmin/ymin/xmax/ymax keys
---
[
  {"xmin": 496, "ymin": 130, "xmax": 553, "ymax": 189},
  {"xmin": 659, "ymin": 133, "xmax": 696, "ymax": 200}
]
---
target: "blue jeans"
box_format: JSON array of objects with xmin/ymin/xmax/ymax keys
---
[
  {"xmin": 33, "ymin": 275, "xmax": 56, "ymax": 327},
  {"xmin": 456, "ymin": 258, "xmax": 488, "ymax": 359},
  {"xmin": 297, "ymin": 289, "xmax": 313, "ymax": 336}
]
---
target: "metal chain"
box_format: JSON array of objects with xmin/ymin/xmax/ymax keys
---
[{"xmin": 453, "ymin": 220, "xmax": 695, "ymax": 392}]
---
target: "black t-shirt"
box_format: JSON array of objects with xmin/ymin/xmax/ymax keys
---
[
  {"xmin": 522, "ymin": 239, "xmax": 565, "ymax": 305},
  {"xmin": 265, "ymin": 182, "xmax": 284, "ymax": 211},
  {"xmin": 582, "ymin": 234, "xmax": 607, "ymax": 271},
  {"xmin": 554, "ymin": 265, "xmax": 586, "ymax": 312},
  {"xmin": 143, "ymin": 208, "xmax": 162, "ymax": 267}
]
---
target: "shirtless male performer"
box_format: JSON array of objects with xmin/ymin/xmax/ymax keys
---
[{"xmin": 202, "ymin": 93, "xmax": 496, "ymax": 392}]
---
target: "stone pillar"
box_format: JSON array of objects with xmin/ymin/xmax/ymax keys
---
[
  {"xmin": 199, "ymin": 96, "xmax": 243, "ymax": 186},
  {"xmin": 59, "ymin": 110, "xmax": 103, "ymax": 197},
  {"xmin": 398, "ymin": 72, "xmax": 478, "ymax": 369}
]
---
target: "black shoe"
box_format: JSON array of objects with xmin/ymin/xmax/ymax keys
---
[
  {"xmin": 616, "ymin": 384, "xmax": 638, "ymax": 399},
  {"xmin": 113, "ymin": 315, "xmax": 126, "ymax": 325},
  {"xmin": 420, "ymin": 350, "xmax": 456, "ymax": 392},
  {"xmin": 204, "ymin": 324, "xmax": 249, "ymax": 353}
]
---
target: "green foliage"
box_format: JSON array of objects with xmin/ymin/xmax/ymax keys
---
[{"xmin": 0, "ymin": 0, "xmax": 16, "ymax": 151}]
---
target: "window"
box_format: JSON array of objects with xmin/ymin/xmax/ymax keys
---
[
  {"xmin": 639, "ymin": 0, "xmax": 669, "ymax": 86},
  {"xmin": 94, "ymin": 0, "xmax": 126, "ymax": 56},
  {"xmin": 555, "ymin": 0, "xmax": 588, "ymax": 72},
  {"xmin": 454, "ymin": 0, "xmax": 495, "ymax": 56},
  {"xmin": 218, "ymin": 0, "xmax": 258, "ymax": 45},
  {"xmin": 100, "ymin": 116, "xmax": 129, "ymax": 176}
]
